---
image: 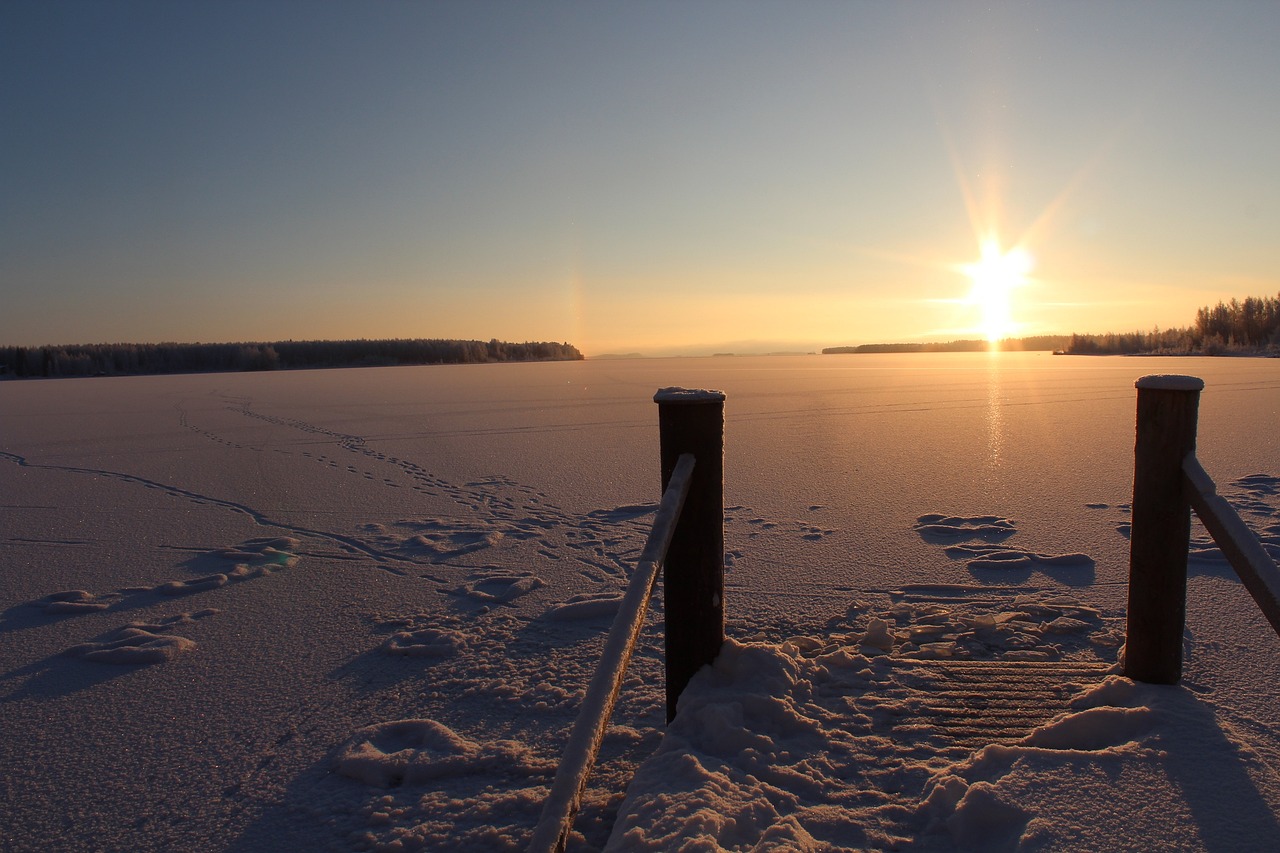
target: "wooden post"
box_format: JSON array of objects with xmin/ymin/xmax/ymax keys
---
[
  {"xmin": 1125, "ymin": 374, "xmax": 1203, "ymax": 684},
  {"xmin": 654, "ymin": 387, "xmax": 725, "ymax": 723}
]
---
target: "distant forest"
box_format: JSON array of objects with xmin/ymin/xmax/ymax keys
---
[
  {"xmin": 1064, "ymin": 293, "xmax": 1280, "ymax": 355},
  {"xmin": 824, "ymin": 292, "xmax": 1280, "ymax": 358},
  {"xmin": 0, "ymin": 338, "xmax": 583, "ymax": 378}
]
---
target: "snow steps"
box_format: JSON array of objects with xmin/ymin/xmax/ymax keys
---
[{"xmin": 880, "ymin": 659, "xmax": 1113, "ymax": 750}]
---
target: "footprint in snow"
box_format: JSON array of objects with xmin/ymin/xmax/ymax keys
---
[
  {"xmin": 28, "ymin": 590, "xmax": 116, "ymax": 614},
  {"xmin": 543, "ymin": 593, "xmax": 623, "ymax": 621},
  {"xmin": 334, "ymin": 719, "xmax": 552, "ymax": 787},
  {"xmin": 917, "ymin": 514, "xmax": 1092, "ymax": 577},
  {"xmin": 914, "ymin": 514, "xmax": 1017, "ymax": 540},
  {"xmin": 62, "ymin": 610, "xmax": 216, "ymax": 665},
  {"xmin": 451, "ymin": 572, "xmax": 545, "ymax": 605},
  {"xmin": 25, "ymin": 537, "xmax": 299, "ymax": 615},
  {"xmin": 846, "ymin": 592, "xmax": 1115, "ymax": 662},
  {"xmin": 211, "ymin": 536, "xmax": 300, "ymax": 567},
  {"xmin": 586, "ymin": 504, "xmax": 657, "ymax": 522},
  {"xmin": 372, "ymin": 519, "xmax": 507, "ymax": 561},
  {"xmin": 945, "ymin": 544, "xmax": 1094, "ymax": 571},
  {"xmin": 380, "ymin": 627, "xmax": 468, "ymax": 658},
  {"xmin": 158, "ymin": 538, "xmax": 300, "ymax": 595},
  {"xmin": 1235, "ymin": 473, "xmax": 1280, "ymax": 497}
]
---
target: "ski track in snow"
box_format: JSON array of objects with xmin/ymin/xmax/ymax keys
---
[{"xmin": 0, "ymin": 450, "xmax": 418, "ymax": 573}]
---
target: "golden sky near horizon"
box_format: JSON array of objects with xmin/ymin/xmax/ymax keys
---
[{"xmin": 3, "ymin": 2, "xmax": 1278, "ymax": 355}]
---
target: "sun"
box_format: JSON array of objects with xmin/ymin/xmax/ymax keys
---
[{"xmin": 962, "ymin": 238, "xmax": 1033, "ymax": 343}]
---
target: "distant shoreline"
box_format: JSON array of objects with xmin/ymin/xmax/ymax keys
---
[
  {"xmin": 822, "ymin": 343, "xmax": 1279, "ymax": 358},
  {"xmin": 0, "ymin": 338, "xmax": 584, "ymax": 380},
  {"xmin": 825, "ymin": 293, "xmax": 1280, "ymax": 358},
  {"xmin": 822, "ymin": 336, "xmax": 1068, "ymax": 355}
]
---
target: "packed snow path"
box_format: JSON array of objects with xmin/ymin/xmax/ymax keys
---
[
  {"xmin": 875, "ymin": 659, "xmax": 1113, "ymax": 750},
  {"xmin": 606, "ymin": 586, "xmax": 1133, "ymax": 850}
]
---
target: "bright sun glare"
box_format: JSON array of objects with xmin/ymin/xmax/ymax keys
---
[{"xmin": 962, "ymin": 238, "xmax": 1033, "ymax": 343}]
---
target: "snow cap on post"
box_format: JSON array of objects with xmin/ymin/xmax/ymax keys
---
[
  {"xmin": 1135, "ymin": 375, "xmax": 1204, "ymax": 392},
  {"xmin": 653, "ymin": 387, "xmax": 726, "ymax": 404}
]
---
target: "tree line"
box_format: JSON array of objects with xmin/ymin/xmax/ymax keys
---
[
  {"xmin": 0, "ymin": 338, "xmax": 583, "ymax": 378},
  {"xmin": 1065, "ymin": 292, "xmax": 1280, "ymax": 355}
]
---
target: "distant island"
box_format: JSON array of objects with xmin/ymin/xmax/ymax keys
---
[
  {"xmin": 825, "ymin": 292, "xmax": 1280, "ymax": 358},
  {"xmin": 0, "ymin": 338, "xmax": 584, "ymax": 379}
]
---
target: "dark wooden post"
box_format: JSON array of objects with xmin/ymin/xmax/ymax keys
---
[
  {"xmin": 1125, "ymin": 374, "xmax": 1203, "ymax": 684},
  {"xmin": 654, "ymin": 388, "xmax": 725, "ymax": 723}
]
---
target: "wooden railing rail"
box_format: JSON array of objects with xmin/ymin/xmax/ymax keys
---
[
  {"xmin": 1125, "ymin": 374, "xmax": 1280, "ymax": 684},
  {"xmin": 528, "ymin": 388, "xmax": 725, "ymax": 853},
  {"xmin": 1182, "ymin": 454, "xmax": 1280, "ymax": 636}
]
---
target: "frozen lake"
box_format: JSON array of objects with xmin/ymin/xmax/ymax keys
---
[{"xmin": 2, "ymin": 352, "xmax": 1278, "ymax": 850}]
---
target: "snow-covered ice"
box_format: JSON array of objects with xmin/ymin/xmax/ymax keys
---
[{"xmin": 1, "ymin": 353, "xmax": 1278, "ymax": 851}]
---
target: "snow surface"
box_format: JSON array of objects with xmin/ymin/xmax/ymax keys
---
[
  {"xmin": 654, "ymin": 387, "xmax": 727, "ymax": 404},
  {"xmin": 1, "ymin": 353, "xmax": 1278, "ymax": 851},
  {"xmin": 1135, "ymin": 374, "xmax": 1206, "ymax": 392}
]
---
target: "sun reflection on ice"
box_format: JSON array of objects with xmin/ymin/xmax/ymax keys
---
[{"xmin": 985, "ymin": 351, "xmax": 1005, "ymax": 473}]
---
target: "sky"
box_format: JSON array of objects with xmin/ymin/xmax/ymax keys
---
[{"xmin": 3, "ymin": 1, "xmax": 1278, "ymax": 356}]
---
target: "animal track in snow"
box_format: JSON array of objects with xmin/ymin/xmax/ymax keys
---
[
  {"xmin": 797, "ymin": 523, "xmax": 835, "ymax": 541},
  {"xmin": 728, "ymin": 509, "xmax": 837, "ymax": 542},
  {"xmin": 1088, "ymin": 477, "xmax": 1280, "ymax": 563},
  {"xmin": 62, "ymin": 610, "xmax": 217, "ymax": 665}
]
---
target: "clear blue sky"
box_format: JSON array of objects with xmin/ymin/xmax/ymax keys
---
[{"xmin": 3, "ymin": 1, "xmax": 1278, "ymax": 355}]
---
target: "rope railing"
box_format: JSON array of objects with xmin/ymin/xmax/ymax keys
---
[
  {"xmin": 1125, "ymin": 374, "xmax": 1280, "ymax": 684},
  {"xmin": 529, "ymin": 387, "xmax": 725, "ymax": 853}
]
